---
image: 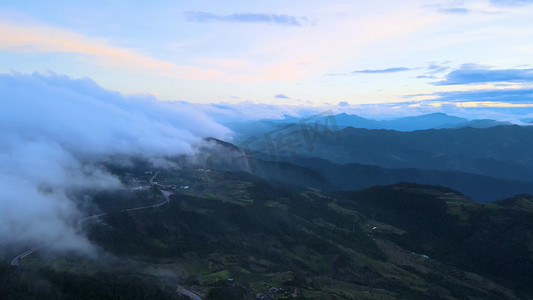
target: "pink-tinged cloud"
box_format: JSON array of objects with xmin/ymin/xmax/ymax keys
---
[
  {"xmin": 0, "ymin": 21, "xmax": 221, "ymax": 80},
  {"xmin": 0, "ymin": 6, "xmax": 440, "ymax": 85}
]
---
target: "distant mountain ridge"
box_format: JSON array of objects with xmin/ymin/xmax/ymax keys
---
[
  {"xmin": 225, "ymin": 112, "xmax": 510, "ymax": 135},
  {"xmin": 230, "ymin": 124, "xmax": 533, "ymax": 185},
  {"xmin": 203, "ymin": 138, "xmax": 533, "ymax": 202},
  {"xmin": 312, "ymin": 112, "xmax": 510, "ymax": 131}
]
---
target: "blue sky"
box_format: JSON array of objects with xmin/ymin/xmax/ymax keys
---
[{"xmin": 1, "ymin": 0, "xmax": 533, "ymax": 120}]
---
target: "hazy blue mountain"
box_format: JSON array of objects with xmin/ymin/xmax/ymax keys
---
[
  {"xmin": 225, "ymin": 113, "xmax": 509, "ymax": 135},
  {"xmin": 383, "ymin": 113, "xmax": 467, "ymax": 131},
  {"xmin": 284, "ymin": 156, "xmax": 533, "ymax": 203},
  {"xmin": 325, "ymin": 112, "xmax": 509, "ymax": 131},
  {"xmin": 204, "ymin": 138, "xmax": 533, "ymax": 202},
  {"xmin": 237, "ymin": 125, "xmax": 533, "ymax": 184},
  {"xmin": 439, "ymin": 118, "xmax": 511, "ymax": 129},
  {"xmin": 321, "ymin": 112, "xmax": 382, "ymax": 129}
]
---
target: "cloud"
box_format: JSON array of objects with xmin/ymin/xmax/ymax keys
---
[
  {"xmin": 427, "ymin": 63, "xmax": 450, "ymax": 74},
  {"xmin": 417, "ymin": 75, "xmax": 437, "ymax": 79},
  {"xmin": 416, "ymin": 63, "xmax": 449, "ymax": 79},
  {"xmin": 325, "ymin": 99, "xmax": 533, "ymax": 123},
  {"xmin": 490, "ymin": 0, "xmax": 533, "ymax": 6},
  {"xmin": 190, "ymin": 96, "xmax": 533, "ymax": 126},
  {"xmin": 275, "ymin": 94, "xmax": 289, "ymax": 99},
  {"xmin": 424, "ymin": 4, "xmax": 472, "ymax": 14},
  {"xmin": 0, "ymin": 21, "xmax": 220, "ymax": 80},
  {"xmin": 197, "ymin": 101, "xmax": 326, "ymax": 123},
  {"xmin": 184, "ymin": 12, "xmax": 306, "ymax": 26},
  {"xmin": 398, "ymin": 84, "xmax": 533, "ymax": 121},
  {"xmin": 352, "ymin": 67, "xmax": 411, "ymax": 74},
  {"xmin": 0, "ymin": 72, "xmax": 230, "ymax": 253},
  {"xmin": 434, "ymin": 64, "xmax": 533, "ymax": 85},
  {"xmin": 431, "ymin": 87, "xmax": 533, "ymax": 103},
  {"xmin": 439, "ymin": 7, "xmax": 471, "ymax": 14},
  {"xmin": 0, "ymin": 5, "xmax": 440, "ymax": 85}
]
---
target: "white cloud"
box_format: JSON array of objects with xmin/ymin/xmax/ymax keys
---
[{"xmin": 0, "ymin": 72, "xmax": 230, "ymax": 253}]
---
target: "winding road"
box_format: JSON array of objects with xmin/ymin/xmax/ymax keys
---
[
  {"xmin": 10, "ymin": 248, "xmax": 37, "ymax": 266},
  {"xmin": 11, "ymin": 171, "xmax": 171, "ymax": 266},
  {"xmin": 177, "ymin": 286, "xmax": 202, "ymax": 300},
  {"xmin": 9, "ymin": 171, "xmax": 199, "ymax": 297}
]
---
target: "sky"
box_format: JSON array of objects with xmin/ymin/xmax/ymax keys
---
[{"xmin": 2, "ymin": 0, "xmax": 533, "ymax": 119}]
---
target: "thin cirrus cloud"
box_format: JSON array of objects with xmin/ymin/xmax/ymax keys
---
[
  {"xmin": 424, "ymin": 4, "xmax": 471, "ymax": 14},
  {"xmin": 427, "ymin": 63, "xmax": 449, "ymax": 74},
  {"xmin": 0, "ymin": 21, "xmax": 221, "ymax": 80},
  {"xmin": 434, "ymin": 64, "xmax": 533, "ymax": 85},
  {"xmin": 353, "ymin": 67, "xmax": 411, "ymax": 74},
  {"xmin": 426, "ymin": 1, "xmax": 533, "ymax": 15},
  {"xmin": 490, "ymin": 0, "xmax": 533, "ymax": 6},
  {"xmin": 184, "ymin": 11, "xmax": 306, "ymax": 26},
  {"xmin": 439, "ymin": 7, "xmax": 471, "ymax": 14},
  {"xmin": 416, "ymin": 63, "xmax": 449, "ymax": 79}
]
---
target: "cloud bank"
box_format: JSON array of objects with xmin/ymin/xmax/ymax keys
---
[{"xmin": 0, "ymin": 72, "xmax": 230, "ymax": 254}]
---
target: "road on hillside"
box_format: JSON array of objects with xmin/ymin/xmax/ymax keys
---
[
  {"xmin": 11, "ymin": 171, "xmax": 171, "ymax": 266},
  {"xmin": 10, "ymin": 248, "xmax": 37, "ymax": 266},
  {"xmin": 177, "ymin": 286, "xmax": 202, "ymax": 300},
  {"xmin": 149, "ymin": 171, "xmax": 159, "ymax": 185}
]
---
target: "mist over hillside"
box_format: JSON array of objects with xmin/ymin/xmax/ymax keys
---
[{"xmin": 0, "ymin": 73, "xmax": 230, "ymax": 253}]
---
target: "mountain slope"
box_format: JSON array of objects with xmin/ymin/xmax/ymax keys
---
[
  {"xmin": 337, "ymin": 183, "xmax": 533, "ymax": 297},
  {"xmin": 285, "ymin": 156, "xmax": 533, "ymax": 203},
  {"xmin": 3, "ymin": 163, "xmax": 533, "ymax": 299},
  {"xmin": 244, "ymin": 125, "xmax": 533, "ymax": 183},
  {"xmin": 203, "ymin": 138, "xmax": 533, "ymax": 202}
]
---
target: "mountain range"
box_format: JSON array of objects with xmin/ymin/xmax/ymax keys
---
[
  {"xmin": 203, "ymin": 137, "xmax": 533, "ymax": 203},
  {"xmin": 226, "ymin": 113, "xmax": 511, "ymax": 138},
  {"xmin": 231, "ymin": 124, "xmax": 533, "ymax": 184}
]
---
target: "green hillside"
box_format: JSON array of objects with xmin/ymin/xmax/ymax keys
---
[{"xmin": 3, "ymin": 166, "xmax": 532, "ymax": 299}]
